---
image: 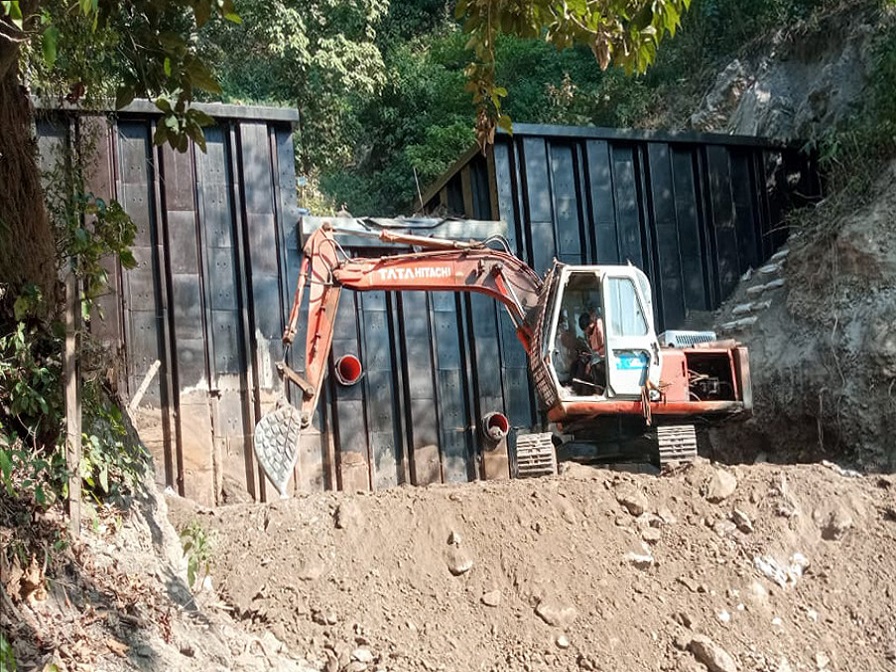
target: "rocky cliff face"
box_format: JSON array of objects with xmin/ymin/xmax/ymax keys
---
[
  {"xmin": 692, "ymin": 1, "xmax": 896, "ymax": 469},
  {"xmin": 689, "ymin": 3, "xmax": 884, "ymax": 143}
]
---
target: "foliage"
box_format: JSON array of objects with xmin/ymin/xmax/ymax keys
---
[
  {"xmin": 0, "ymin": 314, "xmax": 147, "ymax": 508},
  {"xmin": 455, "ymin": 0, "xmax": 693, "ymax": 146},
  {"xmin": 180, "ymin": 520, "xmax": 213, "ymax": 589},
  {"xmin": 27, "ymin": 122, "xmax": 136, "ymax": 323},
  {"xmin": 807, "ymin": 16, "xmax": 896, "ymax": 202},
  {"xmin": 5, "ymin": 0, "xmax": 241, "ymax": 151},
  {"xmin": 0, "ymin": 631, "xmax": 16, "ymax": 672},
  {"xmin": 320, "ymin": 29, "xmax": 475, "ymax": 214},
  {"xmin": 79, "ymin": 382, "xmax": 149, "ymax": 505},
  {"xmin": 200, "ymin": 0, "xmax": 389, "ymax": 173},
  {"xmin": 0, "ymin": 322, "xmax": 62, "ymax": 448}
]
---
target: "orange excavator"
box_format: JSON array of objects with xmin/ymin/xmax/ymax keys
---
[{"xmin": 254, "ymin": 220, "xmax": 752, "ymax": 495}]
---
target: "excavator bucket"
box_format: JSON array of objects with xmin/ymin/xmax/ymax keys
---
[{"xmin": 253, "ymin": 405, "xmax": 305, "ymax": 497}]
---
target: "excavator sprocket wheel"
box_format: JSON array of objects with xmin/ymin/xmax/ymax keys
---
[
  {"xmin": 656, "ymin": 424, "xmax": 698, "ymax": 467},
  {"xmin": 253, "ymin": 406, "xmax": 304, "ymax": 497},
  {"xmin": 514, "ymin": 432, "xmax": 558, "ymax": 478}
]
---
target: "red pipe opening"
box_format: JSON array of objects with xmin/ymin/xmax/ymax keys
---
[
  {"xmin": 334, "ymin": 354, "xmax": 363, "ymax": 386},
  {"xmin": 481, "ymin": 412, "xmax": 510, "ymax": 442}
]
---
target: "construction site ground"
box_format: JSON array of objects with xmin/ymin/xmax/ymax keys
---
[{"xmin": 164, "ymin": 458, "xmax": 896, "ymax": 672}]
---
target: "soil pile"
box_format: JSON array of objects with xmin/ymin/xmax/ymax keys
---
[{"xmin": 168, "ymin": 459, "xmax": 896, "ymax": 672}]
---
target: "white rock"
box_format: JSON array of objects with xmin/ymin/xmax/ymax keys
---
[
  {"xmin": 615, "ymin": 486, "xmax": 649, "ymax": 516},
  {"xmin": 446, "ymin": 546, "xmax": 474, "ymax": 576},
  {"xmin": 705, "ymin": 469, "xmax": 738, "ymax": 503},
  {"xmin": 731, "ymin": 509, "xmax": 753, "ymax": 533},
  {"xmin": 625, "ymin": 550, "xmax": 654, "ymax": 570},
  {"xmin": 770, "ymin": 248, "xmax": 790, "ymax": 262},
  {"xmin": 642, "ymin": 527, "xmax": 662, "ymax": 544},
  {"xmin": 481, "ymin": 590, "xmax": 502, "ymax": 607},
  {"xmin": 535, "ymin": 599, "xmax": 579, "ymax": 628},
  {"xmin": 352, "ymin": 648, "xmax": 374, "ymax": 664}
]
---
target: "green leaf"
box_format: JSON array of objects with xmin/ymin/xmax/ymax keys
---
[
  {"xmin": 186, "ymin": 123, "xmax": 207, "ymax": 152},
  {"xmin": 115, "ymin": 86, "xmax": 135, "ymax": 110},
  {"xmin": 2, "ymin": 1, "xmax": 23, "ymax": 30},
  {"xmin": 221, "ymin": 0, "xmax": 241, "ymax": 23},
  {"xmin": 193, "ymin": 0, "xmax": 211, "ymax": 27},
  {"xmin": 187, "ymin": 108, "xmax": 215, "ymax": 127},
  {"xmin": 496, "ymin": 114, "xmax": 513, "ymax": 134},
  {"xmin": 119, "ymin": 250, "xmax": 136, "ymax": 270},
  {"xmin": 184, "ymin": 59, "xmax": 221, "ymax": 94},
  {"xmin": 78, "ymin": 0, "xmax": 97, "ymax": 16},
  {"xmin": 153, "ymin": 123, "xmax": 169, "ymax": 147},
  {"xmin": 42, "ymin": 26, "xmax": 59, "ymax": 67},
  {"xmin": 0, "ymin": 449, "xmax": 12, "ymax": 481},
  {"xmin": 163, "ymin": 57, "xmax": 172, "ymax": 77}
]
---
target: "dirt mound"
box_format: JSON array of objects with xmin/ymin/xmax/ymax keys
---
[{"xmin": 168, "ymin": 460, "xmax": 896, "ymax": 672}]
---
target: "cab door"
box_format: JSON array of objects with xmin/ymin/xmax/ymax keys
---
[{"xmin": 601, "ymin": 271, "xmax": 661, "ymax": 398}]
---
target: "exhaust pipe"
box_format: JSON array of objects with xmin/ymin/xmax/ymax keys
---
[
  {"xmin": 334, "ymin": 354, "xmax": 363, "ymax": 386},
  {"xmin": 481, "ymin": 412, "xmax": 510, "ymax": 442}
]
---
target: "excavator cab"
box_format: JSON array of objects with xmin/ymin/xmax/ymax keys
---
[{"xmin": 541, "ymin": 264, "xmax": 662, "ymax": 402}]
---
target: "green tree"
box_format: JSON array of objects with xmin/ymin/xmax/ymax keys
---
[
  {"xmin": 456, "ymin": 0, "xmax": 693, "ymax": 146},
  {"xmin": 1, "ymin": 0, "xmax": 240, "ymax": 311},
  {"xmin": 201, "ymin": 0, "xmax": 389, "ymax": 176}
]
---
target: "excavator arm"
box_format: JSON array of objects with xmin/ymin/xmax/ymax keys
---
[{"xmin": 255, "ymin": 222, "xmax": 544, "ymax": 495}]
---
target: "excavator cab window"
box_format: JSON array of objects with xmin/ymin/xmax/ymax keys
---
[
  {"xmin": 605, "ymin": 277, "xmax": 648, "ymax": 337},
  {"xmin": 550, "ymin": 271, "xmax": 605, "ymax": 397}
]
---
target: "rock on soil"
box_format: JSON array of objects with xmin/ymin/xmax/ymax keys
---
[
  {"xmin": 688, "ymin": 634, "xmax": 737, "ymax": 672},
  {"xmin": 615, "ymin": 485, "xmax": 649, "ymax": 516},
  {"xmin": 704, "ymin": 468, "xmax": 738, "ymax": 503}
]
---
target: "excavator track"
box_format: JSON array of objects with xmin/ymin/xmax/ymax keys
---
[
  {"xmin": 513, "ymin": 432, "xmax": 558, "ymax": 478},
  {"xmin": 656, "ymin": 424, "xmax": 698, "ymax": 467},
  {"xmin": 253, "ymin": 405, "xmax": 305, "ymax": 497}
]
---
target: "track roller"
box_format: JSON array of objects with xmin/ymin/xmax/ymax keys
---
[
  {"xmin": 656, "ymin": 424, "xmax": 698, "ymax": 467},
  {"xmin": 513, "ymin": 432, "xmax": 558, "ymax": 478}
]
